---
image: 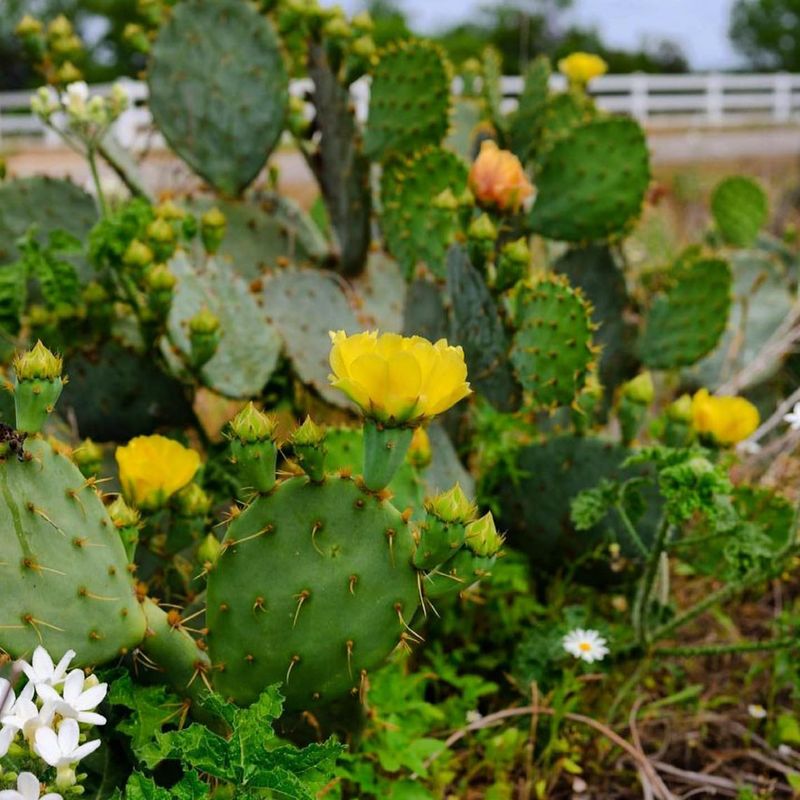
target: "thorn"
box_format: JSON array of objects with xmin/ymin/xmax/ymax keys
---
[
  {"xmin": 293, "ymin": 590, "xmax": 310, "ymax": 628},
  {"xmin": 346, "ymin": 639, "xmax": 354, "ymax": 679},
  {"xmin": 359, "ymin": 669, "xmax": 370, "ymax": 706},
  {"xmin": 78, "ymin": 587, "xmax": 119, "ymax": 602},
  {"xmin": 32, "ymin": 507, "xmax": 65, "ymax": 536},
  {"xmin": 233, "ymin": 523, "xmax": 274, "ymax": 546},
  {"xmin": 252, "ymin": 596, "xmax": 266, "ymax": 613},
  {"xmin": 394, "ymin": 603, "xmax": 424, "ymax": 643},
  {"xmin": 311, "ymin": 520, "xmax": 324, "ymax": 556},
  {"xmin": 386, "ymin": 528, "xmax": 396, "ymax": 567},
  {"xmin": 286, "ymin": 654, "xmax": 300, "ymax": 685},
  {"xmin": 180, "ymin": 606, "xmax": 207, "ymax": 626},
  {"xmin": 348, "ymin": 575, "xmax": 358, "ymax": 595},
  {"xmin": 416, "ymin": 572, "xmax": 427, "ymax": 618}
]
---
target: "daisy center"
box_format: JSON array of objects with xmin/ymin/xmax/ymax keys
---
[{"xmin": 579, "ymin": 642, "xmax": 592, "ymax": 652}]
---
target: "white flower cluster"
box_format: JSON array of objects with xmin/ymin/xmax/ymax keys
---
[
  {"xmin": 0, "ymin": 647, "xmax": 107, "ymax": 795},
  {"xmin": 30, "ymin": 81, "xmax": 128, "ymax": 131}
]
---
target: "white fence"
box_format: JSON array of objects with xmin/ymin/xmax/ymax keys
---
[{"xmin": 3, "ymin": 72, "xmax": 800, "ymax": 149}]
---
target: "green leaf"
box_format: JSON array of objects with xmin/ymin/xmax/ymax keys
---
[
  {"xmin": 139, "ymin": 724, "xmax": 233, "ymax": 780},
  {"xmin": 169, "ymin": 771, "xmax": 210, "ymax": 800},
  {"xmin": 124, "ymin": 773, "xmax": 171, "ymax": 800}
]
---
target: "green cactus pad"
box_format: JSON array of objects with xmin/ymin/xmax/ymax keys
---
[
  {"xmin": 0, "ymin": 439, "xmax": 146, "ymax": 664},
  {"xmin": 507, "ymin": 276, "xmax": 596, "ymax": 409},
  {"xmin": 62, "ymin": 342, "xmax": 193, "ymax": 442},
  {"xmin": 261, "ymin": 268, "xmax": 362, "ymax": 407},
  {"xmin": 352, "ymin": 252, "xmax": 406, "ymax": 333},
  {"xmin": 166, "ymin": 252, "xmax": 281, "ymax": 399},
  {"xmin": 380, "ymin": 147, "xmax": 468, "ymax": 278},
  {"xmin": 555, "ymin": 245, "xmax": 637, "ymax": 397},
  {"xmin": 403, "ymin": 278, "xmax": 449, "ymax": 343},
  {"xmin": 364, "ymin": 39, "xmax": 451, "ymax": 161},
  {"xmin": 534, "ymin": 91, "xmax": 595, "ymax": 159},
  {"xmin": 496, "ymin": 434, "xmax": 659, "ymax": 575},
  {"xmin": 529, "ymin": 117, "xmax": 650, "ymax": 242},
  {"xmin": 711, "ymin": 176, "xmax": 768, "ymax": 248},
  {"xmin": 446, "ymin": 246, "xmax": 520, "ymax": 411},
  {"xmin": 0, "ymin": 177, "xmax": 96, "ymax": 276},
  {"xmin": 509, "ymin": 56, "xmax": 551, "ymax": 161},
  {"xmin": 639, "ymin": 258, "xmax": 732, "ymax": 370},
  {"xmin": 206, "ymin": 475, "xmax": 419, "ymax": 709},
  {"xmin": 481, "ymin": 47, "xmax": 508, "ymax": 136},
  {"xmin": 148, "ymin": 0, "xmax": 288, "ymax": 196}
]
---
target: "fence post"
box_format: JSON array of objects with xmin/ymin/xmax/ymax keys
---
[
  {"xmin": 707, "ymin": 72, "xmax": 724, "ymax": 124},
  {"xmin": 774, "ymin": 71, "xmax": 792, "ymax": 123},
  {"xmin": 630, "ymin": 72, "xmax": 648, "ymax": 121}
]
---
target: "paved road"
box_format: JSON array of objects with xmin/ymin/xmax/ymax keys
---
[{"xmin": 5, "ymin": 125, "xmax": 800, "ymax": 202}]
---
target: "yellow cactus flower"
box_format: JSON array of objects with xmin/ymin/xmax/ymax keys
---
[
  {"xmin": 329, "ymin": 331, "xmax": 471, "ymax": 424},
  {"xmin": 116, "ymin": 435, "xmax": 201, "ymax": 510},
  {"xmin": 468, "ymin": 140, "xmax": 535, "ymax": 213},
  {"xmin": 691, "ymin": 389, "xmax": 759, "ymax": 445},
  {"xmin": 558, "ymin": 52, "xmax": 608, "ymax": 85}
]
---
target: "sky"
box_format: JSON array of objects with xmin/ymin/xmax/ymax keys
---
[{"xmin": 323, "ymin": 0, "xmax": 742, "ymax": 70}]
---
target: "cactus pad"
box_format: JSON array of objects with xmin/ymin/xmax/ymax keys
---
[
  {"xmin": 639, "ymin": 258, "xmax": 732, "ymax": 370},
  {"xmin": 0, "ymin": 439, "xmax": 146, "ymax": 664},
  {"xmin": 364, "ymin": 40, "xmax": 451, "ymax": 161},
  {"xmin": 508, "ymin": 56, "xmax": 551, "ymax": 161},
  {"xmin": 529, "ymin": 118, "xmax": 650, "ymax": 242},
  {"xmin": 533, "ymin": 91, "xmax": 594, "ymax": 159},
  {"xmin": 0, "ymin": 177, "xmax": 96, "ymax": 275},
  {"xmin": 380, "ymin": 147, "xmax": 468, "ymax": 278},
  {"xmin": 507, "ymin": 276, "xmax": 596, "ymax": 409},
  {"xmin": 711, "ymin": 176, "xmax": 768, "ymax": 248},
  {"xmin": 206, "ymin": 475, "xmax": 419, "ymax": 709},
  {"xmin": 166, "ymin": 252, "xmax": 281, "ymax": 399},
  {"xmin": 261, "ymin": 268, "xmax": 362, "ymax": 407},
  {"xmin": 148, "ymin": 0, "xmax": 288, "ymax": 196},
  {"xmin": 447, "ymin": 246, "xmax": 520, "ymax": 411}
]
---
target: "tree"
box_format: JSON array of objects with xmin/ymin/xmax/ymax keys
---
[{"xmin": 730, "ymin": 0, "xmax": 800, "ymax": 70}]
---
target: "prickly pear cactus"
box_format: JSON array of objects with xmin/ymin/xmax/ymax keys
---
[
  {"xmin": 711, "ymin": 176, "xmax": 768, "ymax": 248},
  {"xmin": 0, "ymin": 177, "xmax": 96, "ymax": 273},
  {"xmin": 364, "ymin": 39, "xmax": 451, "ymax": 161},
  {"xmin": 507, "ymin": 276, "xmax": 596, "ymax": 409},
  {"xmin": 530, "ymin": 118, "xmax": 650, "ymax": 242},
  {"xmin": 261, "ymin": 268, "xmax": 363, "ymax": 407},
  {"xmin": 533, "ymin": 91, "xmax": 595, "ymax": 160},
  {"xmin": 165, "ymin": 252, "xmax": 282, "ymax": 399},
  {"xmin": 639, "ymin": 258, "xmax": 732, "ymax": 370},
  {"xmin": 148, "ymin": 0, "xmax": 288, "ymax": 196},
  {"xmin": 380, "ymin": 147, "xmax": 468, "ymax": 278},
  {"xmin": 447, "ymin": 246, "xmax": 520, "ymax": 412},
  {"xmin": 508, "ymin": 55, "xmax": 551, "ymax": 161},
  {"xmin": 0, "ymin": 438, "xmax": 146, "ymax": 663}
]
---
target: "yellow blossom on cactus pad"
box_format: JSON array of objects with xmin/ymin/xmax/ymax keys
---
[
  {"xmin": 691, "ymin": 389, "xmax": 759, "ymax": 445},
  {"xmin": 328, "ymin": 330, "xmax": 471, "ymax": 424},
  {"xmin": 558, "ymin": 52, "xmax": 608, "ymax": 84},
  {"xmin": 115, "ymin": 435, "xmax": 201, "ymax": 510},
  {"xmin": 468, "ymin": 140, "xmax": 535, "ymax": 213}
]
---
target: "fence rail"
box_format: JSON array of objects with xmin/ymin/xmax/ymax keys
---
[{"xmin": 3, "ymin": 72, "xmax": 800, "ymax": 149}]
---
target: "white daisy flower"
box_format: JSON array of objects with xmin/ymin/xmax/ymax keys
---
[
  {"xmin": 0, "ymin": 679, "xmax": 36, "ymax": 756},
  {"xmin": 784, "ymin": 402, "xmax": 800, "ymax": 431},
  {"xmin": 0, "ymin": 772, "xmax": 62, "ymax": 800},
  {"xmin": 748, "ymin": 703, "xmax": 767, "ymax": 719},
  {"xmin": 37, "ymin": 670, "xmax": 107, "ymax": 726},
  {"xmin": 19, "ymin": 647, "xmax": 76, "ymax": 690},
  {"xmin": 34, "ymin": 719, "xmax": 101, "ymax": 789},
  {"xmin": 563, "ymin": 628, "xmax": 610, "ymax": 663}
]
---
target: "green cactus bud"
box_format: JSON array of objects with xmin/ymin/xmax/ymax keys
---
[
  {"xmin": 16, "ymin": 15, "xmax": 43, "ymax": 37},
  {"xmin": 155, "ymin": 200, "xmax": 185, "ymax": 221},
  {"xmin": 123, "ymin": 22, "xmax": 150, "ymax": 53},
  {"xmin": 351, "ymin": 35, "xmax": 376, "ymax": 59},
  {"xmin": 465, "ymin": 512, "xmax": 503, "ymax": 556},
  {"xmin": 123, "ymin": 238, "xmax": 154, "ymax": 269},
  {"xmin": 425, "ymin": 483, "xmax": 477, "ymax": 524},
  {"xmin": 108, "ymin": 495, "xmax": 140, "ymax": 561},
  {"xmin": 73, "ymin": 438, "xmax": 103, "ymax": 477},
  {"xmin": 13, "ymin": 340, "xmax": 62, "ymax": 381},
  {"xmin": 667, "ymin": 393, "xmax": 692, "ymax": 423},
  {"xmin": 173, "ymin": 481, "xmax": 212, "ymax": 517},
  {"xmin": 146, "ymin": 263, "xmax": 176, "ymax": 292},
  {"xmin": 351, "ymin": 10, "xmax": 374, "ymax": 31},
  {"xmin": 188, "ymin": 308, "xmax": 221, "ymax": 368},
  {"xmin": 362, "ymin": 420, "xmax": 414, "ymax": 492},
  {"xmin": 291, "ymin": 416, "xmax": 327, "ymax": 482},
  {"xmin": 12, "ymin": 341, "xmax": 64, "ymax": 434},
  {"xmin": 82, "ymin": 281, "xmax": 109, "ymax": 306},
  {"xmin": 622, "ymin": 371, "xmax": 654, "ymax": 405},
  {"xmin": 200, "ymin": 207, "xmax": 227, "ymax": 254},
  {"xmin": 432, "ymin": 188, "xmax": 459, "ymax": 211},
  {"xmin": 407, "ymin": 426, "xmax": 432, "ymax": 469},
  {"xmin": 229, "ymin": 402, "xmax": 278, "ymax": 443},
  {"xmin": 457, "ymin": 187, "xmax": 475, "ymax": 208},
  {"xmin": 323, "ymin": 16, "xmax": 351, "ymax": 38},
  {"xmin": 47, "ymin": 14, "xmax": 73, "ymax": 40},
  {"xmin": 197, "ymin": 532, "xmax": 222, "ymax": 567},
  {"xmin": 424, "ymin": 548, "xmax": 496, "ymax": 597},
  {"xmin": 468, "ymin": 213, "xmax": 498, "ymax": 242},
  {"xmin": 56, "ymin": 61, "xmax": 82, "ymax": 84},
  {"xmin": 496, "ymin": 236, "xmax": 530, "ymax": 292},
  {"xmin": 146, "ymin": 217, "xmax": 177, "ymax": 261}
]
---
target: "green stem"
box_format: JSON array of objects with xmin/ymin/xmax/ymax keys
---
[
  {"xmin": 632, "ymin": 514, "xmax": 670, "ymax": 646},
  {"xmin": 654, "ymin": 638, "xmax": 796, "ymax": 657},
  {"xmin": 87, "ymin": 144, "xmax": 109, "ymax": 218},
  {"xmin": 671, "ymin": 529, "xmax": 731, "ymax": 549},
  {"xmin": 614, "ymin": 503, "xmax": 648, "ymax": 558}
]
